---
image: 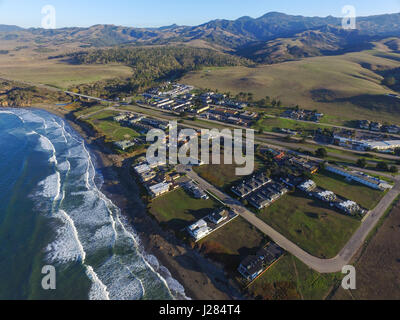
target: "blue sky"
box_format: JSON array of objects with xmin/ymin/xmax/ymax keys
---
[{"xmin": 0, "ymin": 0, "xmax": 399, "ymax": 28}]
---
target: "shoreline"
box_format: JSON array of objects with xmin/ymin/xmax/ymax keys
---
[{"xmin": 28, "ymin": 104, "xmax": 243, "ymax": 301}]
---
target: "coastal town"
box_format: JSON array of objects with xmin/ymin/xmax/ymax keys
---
[
  {"xmin": 2, "ymin": 1, "xmax": 400, "ymax": 304},
  {"xmin": 67, "ymin": 81, "xmax": 399, "ymax": 294}
]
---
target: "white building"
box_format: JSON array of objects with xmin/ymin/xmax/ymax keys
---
[
  {"xmin": 134, "ymin": 164, "xmax": 151, "ymax": 174},
  {"xmin": 326, "ymin": 165, "xmax": 393, "ymax": 191},
  {"xmin": 365, "ymin": 140, "xmax": 400, "ymax": 151},
  {"xmin": 298, "ymin": 180, "xmax": 317, "ymax": 192},
  {"xmin": 149, "ymin": 182, "xmax": 171, "ymax": 197},
  {"xmin": 188, "ymin": 219, "xmax": 211, "ymax": 241}
]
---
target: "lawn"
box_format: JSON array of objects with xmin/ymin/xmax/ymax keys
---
[
  {"xmin": 248, "ymin": 254, "xmax": 341, "ymax": 300},
  {"xmin": 149, "ymin": 188, "xmax": 221, "ymax": 232},
  {"xmin": 85, "ymin": 110, "xmax": 140, "ymax": 142},
  {"xmin": 313, "ymin": 169, "xmax": 385, "ymax": 210},
  {"xmin": 258, "ymin": 191, "xmax": 361, "ymax": 259},
  {"xmin": 197, "ymin": 216, "xmax": 269, "ymax": 274}
]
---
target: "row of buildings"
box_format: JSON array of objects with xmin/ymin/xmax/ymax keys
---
[
  {"xmin": 333, "ymin": 133, "xmax": 400, "ymax": 152},
  {"xmin": 187, "ymin": 209, "xmax": 236, "ymax": 241},
  {"xmin": 281, "ymin": 108, "xmax": 324, "ymax": 123},
  {"xmin": 231, "ymin": 173, "xmax": 289, "ymax": 210},
  {"xmin": 133, "ymin": 160, "xmax": 180, "ymax": 198},
  {"xmin": 325, "ymin": 165, "xmax": 393, "ymax": 191},
  {"xmin": 200, "ymin": 107, "xmax": 259, "ymax": 128},
  {"xmin": 298, "ymin": 179, "xmax": 365, "ymax": 216},
  {"xmin": 359, "ymin": 120, "xmax": 400, "ymax": 134}
]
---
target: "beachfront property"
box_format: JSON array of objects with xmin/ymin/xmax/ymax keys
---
[
  {"xmin": 188, "ymin": 219, "xmax": 212, "ymax": 241},
  {"xmin": 114, "ymin": 140, "xmax": 136, "ymax": 151},
  {"xmin": 238, "ymin": 243, "xmax": 284, "ymax": 281},
  {"xmin": 326, "ymin": 165, "xmax": 393, "ymax": 191},
  {"xmin": 149, "ymin": 182, "xmax": 172, "ymax": 198}
]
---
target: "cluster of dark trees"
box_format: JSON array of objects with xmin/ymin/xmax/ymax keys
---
[
  {"xmin": 69, "ymin": 46, "xmax": 247, "ymax": 98},
  {"xmin": 0, "ymin": 81, "xmax": 67, "ymax": 106}
]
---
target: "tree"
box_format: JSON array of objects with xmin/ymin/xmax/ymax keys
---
[
  {"xmin": 376, "ymin": 162, "xmax": 389, "ymax": 171},
  {"xmin": 390, "ymin": 165, "xmax": 399, "ymax": 173},
  {"xmin": 315, "ymin": 148, "xmax": 327, "ymax": 158},
  {"xmin": 356, "ymin": 158, "xmax": 367, "ymax": 168},
  {"xmin": 383, "ymin": 76, "xmax": 396, "ymax": 87}
]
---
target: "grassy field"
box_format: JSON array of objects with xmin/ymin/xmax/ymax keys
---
[
  {"xmin": 258, "ymin": 191, "xmax": 361, "ymax": 259},
  {"xmin": 248, "ymin": 254, "xmax": 341, "ymax": 300},
  {"xmin": 149, "ymin": 188, "xmax": 221, "ymax": 232},
  {"xmin": 253, "ymin": 116, "xmax": 321, "ymax": 134},
  {"xmin": 313, "ymin": 169, "xmax": 386, "ymax": 210},
  {"xmin": 331, "ymin": 200, "xmax": 400, "ymax": 300},
  {"xmin": 85, "ymin": 110, "xmax": 140, "ymax": 142},
  {"xmin": 193, "ymin": 154, "xmax": 266, "ymax": 190},
  {"xmin": 183, "ymin": 49, "xmax": 400, "ymax": 125},
  {"xmin": 197, "ymin": 216, "xmax": 269, "ymax": 274},
  {"xmin": 0, "ymin": 51, "xmax": 132, "ymax": 89}
]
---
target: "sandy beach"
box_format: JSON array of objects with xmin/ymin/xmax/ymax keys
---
[{"xmin": 29, "ymin": 103, "xmax": 242, "ymax": 300}]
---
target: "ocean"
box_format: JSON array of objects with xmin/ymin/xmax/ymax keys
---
[{"xmin": 0, "ymin": 108, "xmax": 187, "ymax": 300}]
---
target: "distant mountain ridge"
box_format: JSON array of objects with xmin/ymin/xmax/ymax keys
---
[{"xmin": 1, "ymin": 12, "xmax": 400, "ymax": 63}]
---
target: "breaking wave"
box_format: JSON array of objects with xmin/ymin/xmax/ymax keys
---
[{"xmin": 2, "ymin": 108, "xmax": 189, "ymax": 300}]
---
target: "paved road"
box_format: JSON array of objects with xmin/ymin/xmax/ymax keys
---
[{"xmin": 177, "ymin": 165, "xmax": 400, "ymax": 273}]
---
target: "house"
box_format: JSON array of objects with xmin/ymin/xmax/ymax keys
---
[
  {"xmin": 370, "ymin": 122, "xmax": 382, "ymax": 132},
  {"xmin": 114, "ymin": 140, "xmax": 135, "ymax": 151},
  {"xmin": 134, "ymin": 163, "xmax": 151, "ymax": 174},
  {"xmin": 315, "ymin": 190, "xmax": 337, "ymax": 202},
  {"xmin": 238, "ymin": 244, "xmax": 284, "ymax": 281},
  {"xmin": 188, "ymin": 219, "xmax": 211, "ymax": 241},
  {"xmin": 336, "ymin": 200, "xmax": 362, "ymax": 215},
  {"xmin": 298, "ymin": 180, "xmax": 317, "ymax": 192},
  {"xmin": 359, "ymin": 120, "xmax": 371, "ymax": 130},
  {"xmin": 184, "ymin": 181, "xmax": 209, "ymax": 200},
  {"xmin": 139, "ymin": 171, "xmax": 156, "ymax": 182},
  {"xmin": 149, "ymin": 182, "xmax": 171, "ymax": 197},
  {"xmin": 247, "ymin": 193, "xmax": 271, "ymax": 210},
  {"xmin": 208, "ymin": 210, "xmax": 228, "ymax": 225}
]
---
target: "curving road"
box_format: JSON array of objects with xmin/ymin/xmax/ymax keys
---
[{"xmin": 178, "ymin": 165, "xmax": 400, "ymax": 273}]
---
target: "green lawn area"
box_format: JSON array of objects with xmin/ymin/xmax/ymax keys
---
[
  {"xmin": 85, "ymin": 110, "xmax": 140, "ymax": 142},
  {"xmin": 149, "ymin": 188, "xmax": 221, "ymax": 232},
  {"xmin": 193, "ymin": 155, "xmax": 265, "ymax": 190},
  {"xmin": 253, "ymin": 116, "xmax": 321, "ymax": 135},
  {"xmin": 258, "ymin": 191, "xmax": 361, "ymax": 259},
  {"xmin": 247, "ymin": 254, "xmax": 341, "ymax": 300},
  {"xmin": 198, "ymin": 217, "xmax": 269, "ymax": 274},
  {"xmin": 313, "ymin": 169, "xmax": 385, "ymax": 210}
]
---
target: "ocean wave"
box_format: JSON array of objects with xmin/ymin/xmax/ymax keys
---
[{"xmin": 22, "ymin": 108, "xmax": 188, "ymax": 300}]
